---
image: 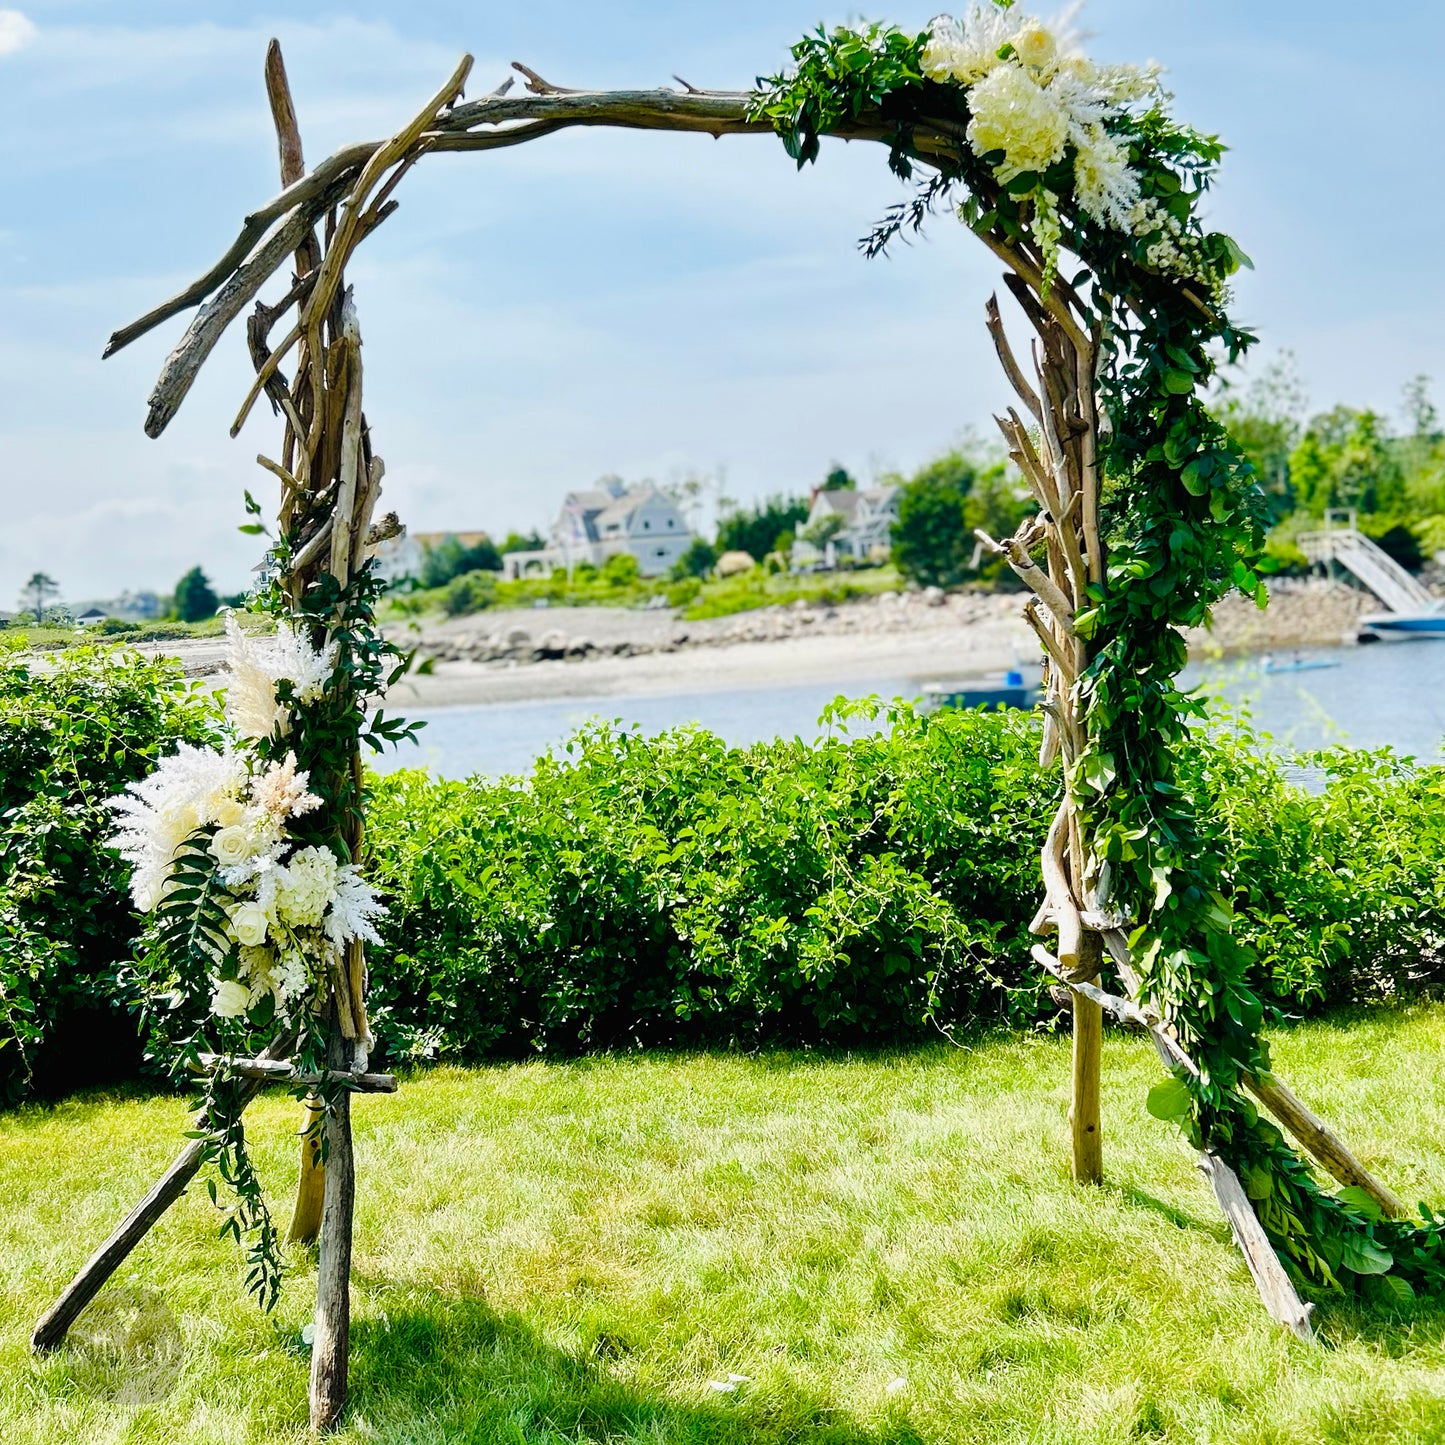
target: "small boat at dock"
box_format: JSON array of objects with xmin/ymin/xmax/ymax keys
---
[{"xmin": 920, "ymin": 670, "xmax": 1040, "ymax": 713}]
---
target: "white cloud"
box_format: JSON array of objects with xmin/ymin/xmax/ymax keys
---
[{"xmin": 0, "ymin": 9, "xmax": 35, "ymax": 57}]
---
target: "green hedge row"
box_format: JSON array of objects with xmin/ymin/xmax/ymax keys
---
[
  {"xmin": 2, "ymin": 646, "xmax": 1442, "ymax": 1101},
  {"xmin": 363, "ymin": 704, "xmax": 1445, "ymax": 1068}
]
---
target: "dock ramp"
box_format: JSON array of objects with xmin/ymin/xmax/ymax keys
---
[{"xmin": 1296, "ymin": 523, "xmax": 1438, "ymax": 615}]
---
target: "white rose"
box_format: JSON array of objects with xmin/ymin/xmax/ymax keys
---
[
  {"xmin": 210, "ymin": 825, "xmax": 252, "ymax": 869},
  {"xmin": 228, "ymin": 901, "xmax": 270, "ymax": 948},
  {"xmin": 213, "ymin": 797, "xmax": 247, "ymax": 829},
  {"xmin": 1012, "ymin": 23, "xmax": 1057, "ymax": 71},
  {"xmin": 211, "ymin": 979, "xmax": 251, "ymax": 1018}
]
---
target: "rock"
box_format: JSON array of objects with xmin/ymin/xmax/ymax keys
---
[
  {"xmin": 535, "ymin": 630, "xmax": 569, "ymax": 659},
  {"xmin": 566, "ymin": 637, "xmax": 595, "ymax": 658},
  {"xmin": 716, "ymin": 550, "xmax": 756, "ymax": 577},
  {"xmin": 504, "ymin": 627, "xmax": 532, "ymax": 649},
  {"xmin": 922, "ymin": 586, "xmax": 946, "ymax": 607}
]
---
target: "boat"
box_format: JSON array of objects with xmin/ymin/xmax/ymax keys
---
[
  {"xmin": 1357, "ymin": 612, "xmax": 1445, "ymax": 643},
  {"xmin": 1261, "ymin": 655, "xmax": 1342, "ymax": 674},
  {"xmin": 920, "ymin": 670, "xmax": 1040, "ymax": 713}
]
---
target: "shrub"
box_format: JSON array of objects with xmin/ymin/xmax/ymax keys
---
[
  {"xmin": 601, "ymin": 552, "xmax": 641, "ymax": 587},
  {"xmin": 0, "ymin": 645, "xmax": 219, "ymax": 1100},
  {"xmin": 5, "ymin": 652, "xmax": 1444, "ymax": 1100},
  {"xmin": 363, "ymin": 703, "xmax": 1049, "ymax": 1063},
  {"xmin": 671, "ymin": 538, "xmax": 717, "ymax": 580},
  {"xmin": 443, "ymin": 570, "xmax": 498, "ymax": 617}
]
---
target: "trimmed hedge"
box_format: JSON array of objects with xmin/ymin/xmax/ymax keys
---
[
  {"xmin": 0, "ymin": 646, "xmax": 218, "ymax": 1100},
  {"xmin": 2, "ymin": 644, "xmax": 1442, "ymax": 1099}
]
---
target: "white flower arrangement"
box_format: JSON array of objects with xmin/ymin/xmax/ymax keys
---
[
  {"xmin": 107, "ymin": 615, "xmax": 383, "ymax": 1025},
  {"xmin": 923, "ymin": 5, "xmax": 1195, "ymax": 283}
]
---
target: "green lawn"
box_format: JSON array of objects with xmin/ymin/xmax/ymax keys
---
[{"xmin": 6, "ymin": 1008, "xmax": 1445, "ymax": 1443}]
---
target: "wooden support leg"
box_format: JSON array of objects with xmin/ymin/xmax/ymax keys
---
[
  {"xmin": 31, "ymin": 1032, "xmax": 295, "ymax": 1354},
  {"xmin": 1245, "ymin": 1072, "xmax": 1408, "ymax": 1220},
  {"xmin": 1070, "ymin": 930, "xmax": 1103, "ymax": 1185},
  {"xmin": 32, "ymin": 1136, "xmax": 208, "ymax": 1354},
  {"xmin": 1199, "ymin": 1150, "xmax": 1315, "ymax": 1341},
  {"xmin": 288, "ymin": 1092, "xmax": 327, "ymax": 1245},
  {"xmin": 1038, "ymin": 944, "xmax": 1317, "ymax": 1340},
  {"xmin": 309, "ymin": 1032, "xmax": 357, "ymax": 1433}
]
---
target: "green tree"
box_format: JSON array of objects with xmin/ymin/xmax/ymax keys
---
[
  {"xmin": 19, "ymin": 572, "xmax": 59, "ymax": 625},
  {"xmin": 1214, "ymin": 351, "xmax": 1306, "ymax": 519},
  {"xmin": 422, "ymin": 534, "xmax": 502, "ymax": 589},
  {"xmin": 716, "ymin": 494, "xmax": 809, "ymax": 560},
  {"xmin": 1288, "ymin": 408, "xmax": 1403, "ymax": 516},
  {"xmin": 171, "ymin": 566, "xmax": 218, "ymax": 623},
  {"xmin": 891, "ymin": 450, "xmax": 1029, "ymax": 588},
  {"xmin": 500, "ymin": 530, "xmax": 547, "ymax": 554},
  {"xmin": 670, "ymin": 537, "xmax": 717, "ymax": 580},
  {"xmin": 820, "ymin": 464, "xmax": 854, "ymax": 492}
]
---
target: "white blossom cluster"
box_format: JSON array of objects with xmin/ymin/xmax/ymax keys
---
[
  {"xmin": 108, "ymin": 616, "xmax": 383, "ymax": 1025},
  {"xmin": 921, "ymin": 6, "xmax": 1203, "ymax": 282}
]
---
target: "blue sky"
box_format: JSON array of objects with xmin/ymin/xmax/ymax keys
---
[{"xmin": 2, "ymin": 2, "xmax": 1442, "ymax": 603}]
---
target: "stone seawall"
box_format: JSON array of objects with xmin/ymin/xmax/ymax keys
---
[
  {"xmin": 415, "ymin": 578, "xmax": 1375, "ymax": 670},
  {"xmin": 1185, "ymin": 578, "xmax": 1375, "ymax": 655}
]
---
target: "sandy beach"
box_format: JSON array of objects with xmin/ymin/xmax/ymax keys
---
[{"xmin": 133, "ymin": 578, "xmax": 1374, "ymax": 710}]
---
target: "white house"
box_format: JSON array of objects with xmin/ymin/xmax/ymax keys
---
[
  {"xmin": 370, "ymin": 530, "xmax": 493, "ymax": 587},
  {"xmin": 798, "ymin": 483, "xmax": 901, "ymax": 567},
  {"xmin": 503, "ymin": 478, "xmax": 693, "ymax": 579}
]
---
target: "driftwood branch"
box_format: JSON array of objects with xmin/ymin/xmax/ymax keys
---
[
  {"xmin": 105, "ymin": 80, "xmax": 974, "ymax": 398},
  {"xmin": 191, "ymin": 1053, "xmax": 396, "ymax": 1093},
  {"xmin": 1035, "ymin": 947, "xmax": 1315, "ymax": 1339},
  {"xmin": 32, "ymin": 1032, "xmax": 297, "ymax": 1352},
  {"xmin": 1199, "ymin": 1151, "xmax": 1316, "ymax": 1341}
]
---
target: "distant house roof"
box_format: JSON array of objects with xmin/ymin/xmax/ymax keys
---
[
  {"xmin": 810, "ymin": 488, "xmax": 860, "ymax": 522},
  {"xmin": 77, "ymin": 606, "xmax": 108, "ymax": 619}
]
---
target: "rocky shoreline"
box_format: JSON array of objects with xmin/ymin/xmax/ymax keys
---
[
  {"xmin": 131, "ymin": 578, "xmax": 1384, "ymax": 709},
  {"xmin": 411, "ymin": 577, "xmax": 1375, "ymax": 672}
]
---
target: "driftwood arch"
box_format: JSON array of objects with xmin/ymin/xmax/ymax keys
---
[{"xmin": 32, "ymin": 39, "xmax": 1411, "ymax": 1432}]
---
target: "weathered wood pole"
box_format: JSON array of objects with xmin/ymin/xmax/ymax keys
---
[
  {"xmin": 30, "ymin": 1032, "xmax": 295, "ymax": 1352},
  {"xmin": 288, "ymin": 1092, "xmax": 328, "ymax": 1243},
  {"xmin": 309, "ymin": 1030, "xmax": 357, "ymax": 1432},
  {"xmin": 1070, "ymin": 932, "xmax": 1104, "ymax": 1185}
]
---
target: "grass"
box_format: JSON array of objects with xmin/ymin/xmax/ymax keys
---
[
  {"xmin": 381, "ymin": 565, "xmax": 906, "ymax": 626},
  {"xmin": 2, "ymin": 613, "xmax": 269, "ymax": 653},
  {"xmin": 7, "ymin": 1007, "xmax": 1445, "ymax": 1443}
]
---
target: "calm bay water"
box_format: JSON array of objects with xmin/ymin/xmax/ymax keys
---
[{"xmin": 375, "ymin": 643, "xmax": 1445, "ymax": 781}]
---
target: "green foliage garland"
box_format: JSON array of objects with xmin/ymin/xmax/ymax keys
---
[{"xmin": 753, "ymin": 9, "xmax": 1445, "ymax": 1299}]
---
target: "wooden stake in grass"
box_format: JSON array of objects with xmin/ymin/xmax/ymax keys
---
[
  {"xmin": 1070, "ymin": 931, "xmax": 1104, "ymax": 1186},
  {"xmin": 309, "ymin": 1027, "xmax": 358, "ymax": 1433}
]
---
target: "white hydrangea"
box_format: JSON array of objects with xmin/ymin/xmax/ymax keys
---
[
  {"xmin": 925, "ymin": 7, "xmax": 1164, "ymax": 240},
  {"xmin": 275, "ymin": 844, "xmax": 340, "ymax": 929},
  {"xmin": 966, "ymin": 61, "xmax": 1070, "ymax": 180}
]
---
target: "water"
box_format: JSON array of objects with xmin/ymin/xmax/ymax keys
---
[{"xmin": 375, "ymin": 644, "xmax": 1445, "ymax": 781}]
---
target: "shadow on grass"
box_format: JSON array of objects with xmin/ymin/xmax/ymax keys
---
[
  {"xmin": 1115, "ymin": 1185, "xmax": 1221, "ymax": 1238},
  {"xmin": 346, "ymin": 1293, "xmax": 925, "ymax": 1445}
]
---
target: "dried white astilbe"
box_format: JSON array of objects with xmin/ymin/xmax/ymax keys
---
[
  {"xmin": 108, "ymin": 743, "xmax": 248, "ymax": 911},
  {"xmin": 223, "ymin": 612, "xmax": 337, "ymax": 739},
  {"xmin": 324, "ymin": 863, "xmax": 386, "ymax": 949}
]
